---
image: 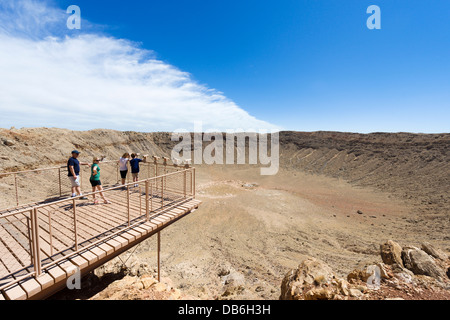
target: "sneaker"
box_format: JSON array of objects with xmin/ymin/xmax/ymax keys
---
[{"xmin": 80, "ymin": 196, "xmax": 88, "ymax": 200}]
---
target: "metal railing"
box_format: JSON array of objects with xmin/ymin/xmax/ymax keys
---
[
  {"xmin": 0, "ymin": 156, "xmax": 186, "ymax": 211},
  {"xmin": 0, "ymin": 158, "xmax": 195, "ymax": 292}
]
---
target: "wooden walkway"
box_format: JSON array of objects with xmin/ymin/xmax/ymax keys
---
[{"xmin": 0, "ymin": 169, "xmax": 201, "ymax": 300}]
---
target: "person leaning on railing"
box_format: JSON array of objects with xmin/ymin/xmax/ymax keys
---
[
  {"xmin": 118, "ymin": 152, "xmax": 130, "ymax": 187},
  {"xmin": 90, "ymin": 156, "xmax": 111, "ymax": 205},
  {"xmin": 67, "ymin": 150, "xmax": 90, "ymax": 199},
  {"xmin": 130, "ymin": 153, "xmax": 148, "ymax": 187}
]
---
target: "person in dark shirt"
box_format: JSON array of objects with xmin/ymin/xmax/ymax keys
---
[
  {"xmin": 67, "ymin": 150, "xmax": 89, "ymax": 199},
  {"xmin": 130, "ymin": 153, "xmax": 147, "ymax": 187}
]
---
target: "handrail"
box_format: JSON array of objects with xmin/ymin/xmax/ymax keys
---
[
  {"xmin": 0, "ymin": 156, "xmax": 187, "ymax": 211},
  {"xmin": 0, "ymin": 159, "xmax": 186, "ymax": 176}
]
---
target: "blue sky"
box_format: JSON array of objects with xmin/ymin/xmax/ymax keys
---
[{"xmin": 1, "ymin": 0, "xmax": 449, "ymax": 133}]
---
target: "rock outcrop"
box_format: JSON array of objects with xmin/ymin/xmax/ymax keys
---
[
  {"xmin": 380, "ymin": 240, "xmax": 404, "ymax": 267},
  {"xmin": 280, "ymin": 240, "xmax": 450, "ymax": 300},
  {"xmin": 401, "ymin": 246, "xmax": 446, "ymax": 281},
  {"xmin": 280, "ymin": 257, "xmax": 356, "ymax": 300}
]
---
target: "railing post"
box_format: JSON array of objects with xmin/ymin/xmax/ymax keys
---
[
  {"xmin": 73, "ymin": 198, "xmax": 78, "ymax": 252},
  {"xmin": 145, "ymin": 180, "xmax": 149, "ymax": 221},
  {"xmin": 79, "ymin": 167, "xmax": 82, "ymax": 190},
  {"xmin": 161, "ymin": 176, "xmax": 164, "ymax": 209},
  {"xmin": 117, "ymin": 162, "xmax": 119, "ymax": 184},
  {"xmin": 157, "ymin": 231, "xmax": 161, "ymax": 282},
  {"xmin": 153, "ymin": 156, "xmax": 160, "ymax": 192},
  {"xmin": 184, "ymin": 162, "xmax": 190, "ymax": 198},
  {"xmin": 32, "ymin": 208, "xmax": 42, "ymax": 277},
  {"xmin": 183, "ymin": 170, "xmax": 187, "ymax": 198},
  {"xmin": 150, "ymin": 179, "xmax": 153, "ymax": 213},
  {"xmin": 58, "ymin": 167, "xmax": 62, "ymax": 197},
  {"xmin": 139, "ymin": 185, "xmax": 142, "ymax": 217},
  {"xmin": 193, "ymin": 167, "xmax": 196, "ymax": 198},
  {"xmin": 152, "ymin": 156, "xmax": 160, "ymax": 176},
  {"xmin": 163, "ymin": 157, "xmax": 168, "ymax": 192},
  {"xmin": 48, "ymin": 210, "xmax": 54, "ymax": 256},
  {"xmin": 26, "ymin": 211, "xmax": 33, "ymax": 266},
  {"xmin": 14, "ymin": 173, "xmax": 19, "ymax": 206},
  {"xmin": 127, "ymin": 185, "xmax": 130, "ymax": 226}
]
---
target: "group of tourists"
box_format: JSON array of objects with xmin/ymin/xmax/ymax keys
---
[{"xmin": 67, "ymin": 150, "xmax": 148, "ymax": 204}]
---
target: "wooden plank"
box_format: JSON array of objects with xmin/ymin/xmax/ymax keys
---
[
  {"xmin": 98, "ymin": 242, "xmax": 114, "ymax": 256},
  {"xmin": 161, "ymin": 209, "xmax": 181, "ymax": 219},
  {"xmin": 113, "ymin": 235, "xmax": 129, "ymax": 248},
  {"xmin": 90, "ymin": 245, "xmax": 107, "ymax": 261},
  {"xmin": 46, "ymin": 265, "xmax": 66, "ymax": 283},
  {"xmin": 133, "ymin": 225, "xmax": 148, "ymax": 237},
  {"xmin": 87, "ymin": 204, "xmax": 127, "ymax": 228},
  {"xmin": 80, "ymin": 250, "xmax": 98, "ymax": 265},
  {"xmin": 3, "ymin": 283, "xmax": 27, "ymax": 300},
  {"xmin": 79, "ymin": 202, "xmax": 127, "ymax": 230},
  {"xmin": 38, "ymin": 207, "xmax": 76, "ymax": 246},
  {"xmin": 178, "ymin": 201, "xmax": 198, "ymax": 211},
  {"xmin": 69, "ymin": 254, "xmax": 89, "ymax": 270},
  {"xmin": 105, "ymin": 238, "xmax": 122, "ymax": 251},
  {"xmin": 58, "ymin": 260, "xmax": 79, "ymax": 277},
  {"xmin": 127, "ymin": 229, "xmax": 141, "ymax": 240},
  {"xmin": 140, "ymin": 221, "xmax": 157, "ymax": 233},
  {"xmin": 0, "ymin": 222, "xmax": 31, "ymax": 269},
  {"xmin": 19, "ymin": 277, "xmax": 41, "ymax": 298},
  {"xmin": 35, "ymin": 272, "xmax": 54, "ymax": 291},
  {"xmin": 0, "ymin": 236, "xmax": 24, "ymax": 278},
  {"xmin": 0, "ymin": 292, "xmax": 5, "ymax": 300},
  {"xmin": 119, "ymin": 231, "xmax": 135, "ymax": 243},
  {"xmin": 149, "ymin": 215, "xmax": 167, "ymax": 227},
  {"xmin": 171, "ymin": 207, "xmax": 186, "ymax": 214}
]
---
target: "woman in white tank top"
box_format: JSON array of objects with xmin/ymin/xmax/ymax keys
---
[{"xmin": 118, "ymin": 153, "xmax": 130, "ymax": 185}]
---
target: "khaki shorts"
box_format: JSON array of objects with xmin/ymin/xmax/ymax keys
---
[{"xmin": 69, "ymin": 176, "xmax": 81, "ymax": 187}]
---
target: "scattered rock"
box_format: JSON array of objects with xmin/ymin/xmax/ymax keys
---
[
  {"xmin": 380, "ymin": 240, "xmax": 404, "ymax": 267},
  {"xmin": 304, "ymin": 287, "xmax": 334, "ymax": 300},
  {"xmin": 242, "ymin": 183, "xmax": 258, "ymax": 188},
  {"xmin": 421, "ymin": 242, "xmax": 448, "ymax": 262},
  {"xmin": 280, "ymin": 257, "xmax": 337, "ymax": 300},
  {"xmin": 401, "ymin": 247, "xmax": 446, "ymax": 280},
  {"xmin": 280, "ymin": 257, "xmax": 368, "ymax": 300},
  {"xmin": 357, "ymin": 210, "xmax": 364, "ymax": 215},
  {"xmin": 2, "ymin": 139, "xmax": 14, "ymax": 146},
  {"xmin": 94, "ymin": 254, "xmax": 152, "ymax": 278},
  {"xmin": 349, "ymin": 288, "xmax": 364, "ymax": 298},
  {"xmin": 348, "ymin": 263, "xmax": 392, "ymax": 284}
]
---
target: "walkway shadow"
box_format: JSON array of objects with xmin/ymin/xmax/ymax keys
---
[{"xmin": 46, "ymin": 269, "xmax": 127, "ymax": 300}]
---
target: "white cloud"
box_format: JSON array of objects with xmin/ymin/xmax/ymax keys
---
[{"xmin": 0, "ymin": 0, "xmax": 280, "ymax": 132}]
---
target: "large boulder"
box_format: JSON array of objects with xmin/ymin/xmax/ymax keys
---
[
  {"xmin": 280, "ymin": 257, "xmax": 339, "ymax": 300},
  {"xmin": 401, "ymin": 246, "xmax": 446, "ymax": 280},
  {"xmin": 348, "ymin": 262, "xmax": 392, "ymax": 285},
  {"xmin": 380, "ymin": 240, "xmax": 404, "ymax": 267},
  {"xmin": 421, "ymin": 242, "xmax": 448, "ymax": 262}
]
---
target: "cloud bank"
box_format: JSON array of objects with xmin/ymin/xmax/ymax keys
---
[{"xmin": 0, "ymin": 0, "xmax": 280, "ymax": 132}]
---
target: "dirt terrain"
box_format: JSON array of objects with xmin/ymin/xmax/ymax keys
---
[{"xmin": 1, "ymin": 127, "xmax": 449, "ymax": 299}]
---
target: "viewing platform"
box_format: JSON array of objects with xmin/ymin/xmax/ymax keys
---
[{"xmin": 0, "ymin": 157, "xmax": 201, "ymax": 300}]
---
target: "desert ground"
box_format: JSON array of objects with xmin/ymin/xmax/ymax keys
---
[{"xmin": 0, "ymin": 128, "xmax": 448, "ymax": 299}]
